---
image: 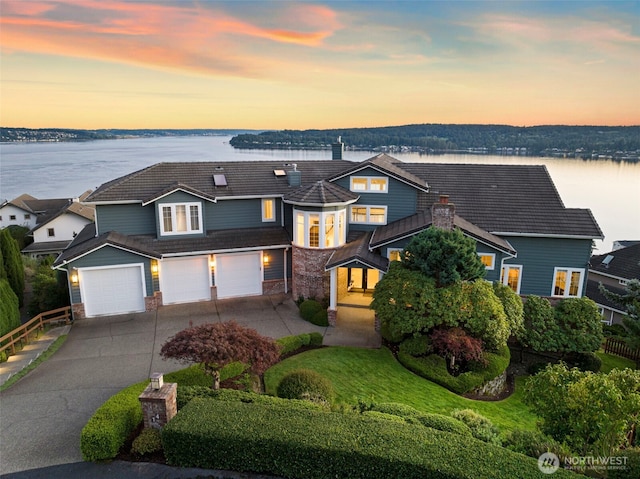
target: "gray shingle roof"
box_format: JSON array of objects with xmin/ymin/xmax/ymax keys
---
[
  {"xmin": 590, "ymin": 243, "xmax": 640, "ymax": 281},
  {"xmin": 325, "ymin": 232, "xmax": 390, "ymax": 271},
  {"xmin": 586, "ymin": 280, "xmax": 626, "ymax": 312},
  {"xmin": 284, "ymin": 181, "xmax": 358, "ymax": 206},
  {"xmin": 399, "ymin": 163, "xmax": 603, "ymax": 238},
  {"xmin": 370, "ymin": 209, "xmax": 516, "ymax": 255}
]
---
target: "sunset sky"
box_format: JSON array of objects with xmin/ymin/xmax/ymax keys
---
[{"xmin": 1, "ymin": 1, "xmax": 639, "ymax": 130}]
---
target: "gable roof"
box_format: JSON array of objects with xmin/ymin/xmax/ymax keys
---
[
  {"xmin": 590, "ymin": 243, "xmax": 640, "ymax": 281},
  {"xmin": 328, "ymin": 153, "xmax": 429, "ymax": 192},
  {"xmin": 370, "ymin": 209, "xmax": 516, "ymax": 255},
  {"xmin": 325, "ymin": 231, "xmax": 389, "ymax": 271},
  {"xmin": 585, "ymin": 280, "xmax": 627, "ymax": 313},
  {"xmin": 2, "ymin": 194, "xmax": 70, "ymax": 216},
  {"xmin": 283, "ymin": 181, "xmax": 359, "ymax": 207}
]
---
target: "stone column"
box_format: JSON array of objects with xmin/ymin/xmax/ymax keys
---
[{"xmin": 139, "ymin": 383, "xmax": 177, "ymax": 429}]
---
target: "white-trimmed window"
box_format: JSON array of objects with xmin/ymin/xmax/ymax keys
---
[
  {"xmin": 262, "ymin": 198, "xmax": 275, "ymax": 222},
  {"xmin": 619, "ymin": 279, "xmax": 629, "ymax": 286},
  {"xmin": 552, "ymin": 267, "xmax": 584, "ymax": 297},
  {"xmin": 478, "ymin": 253, "xmax": 495, "ymax": 270},
  {"xmin": 24, "ymin": 214, "xmax": 31, "ymax": 220},
  {"xmin": 501, "ymin": 265, "xmax": 522, "ymax": 293},
  {"xmin": 350, "ymin": 205, "xmax": 387, "ymax": 225},
  {"xmin": 159, "ymin": 202, "xmax": 202, "ymax": 235},
  {"xmin": 388, "ymin": 248, "xmax": 403, "ymax": 262},
  {"xmin": 350, "ymin": 176, "xmax": 388, "ymax": 193},
  {"xmin": 47, "ymin": 228, "xmax": 55, "ymax": 237},
  {"xmin": 294, "ymin": 209, "xmax": 346, "ymax": 249}
]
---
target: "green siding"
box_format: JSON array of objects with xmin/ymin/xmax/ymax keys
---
[
  {"xmin": 155, "ymin": 192, "xmax": 206, "ymax": 238},
  {"xmin": 96, "ymin": 204, "xmax": 156, "ymax": 235},
  {"xmin": 205, "ymin": 198, "xmax": 281, "ymax": 230},
  {"xmin": 64, "ymin": 246, "xmax": 154, "ymax": 303},
  {"xmin": 502, "ymin": 236, "xmax": 592, "ymax": 296},
  {"xmin": 264, "ymin": 248, "xmax": 287, "ymax": 281}
]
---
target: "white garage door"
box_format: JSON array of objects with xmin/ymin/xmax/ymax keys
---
[
  {"xmin": 216, "ymin": 252, "xmax": 262, "ymax": 299},
  {"xmin": 81, "ymin": 265, "xmax": 146, "ymax": 317},
  {"xmin": 160, "ymin": 256, "xmax": 211, "ymax": 304}
]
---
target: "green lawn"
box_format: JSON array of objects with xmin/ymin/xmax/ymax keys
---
[
  {"xmin": 596, "ymin": 349, "xmax": 636, "ymax": 373},
  {"xmin": 264, "ymin": 346, "xmax": 537, "ymax": 432}
]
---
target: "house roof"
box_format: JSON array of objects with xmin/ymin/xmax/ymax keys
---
[
  {"xmin": 325, "ymin": 232, "xmax": 390, "ymax": 271},
  {"xmin": 399, "ymin": 163, "xmax": 603, "ymax": 238},
  {"xmin": 590, "ymin": 243, "xmax": 640, "ymax": 281},
  {"xmin": 22, "ymin": 240, "xmax": 73, "ymax": 255},
  {"xmin": 84, "ymin": 156, "xmax": 602, "ymax": 240},
  {"xmin": 3, "ymin": 194, "xmax": 70, "ymax": 216},
  {"xmin": 370, "ymin": 209, "xmax": 516, "ymax": 255},
  {"xmin": 85, "ymin": 160, "xmax": 355, "ymax": 203},
  {"xmin": 585, "ymin": 279, "xmax": 626, "ymax": 313},
  {"xmin": 283, "ymin": 181, "xmax": 359, "ymax": 206},
  {"xmin": 53, "ymin": 223, "xmax": 291, "ymax": 266}
]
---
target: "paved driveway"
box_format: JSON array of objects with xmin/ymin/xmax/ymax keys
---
[{"xmin": 0, "ymin": 294, "xmax": 348, "ymax": 477}]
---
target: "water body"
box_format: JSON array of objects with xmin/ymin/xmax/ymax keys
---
[{"xmin": 1, "ymin": 136, "xmax": 638, "ymax": 254}]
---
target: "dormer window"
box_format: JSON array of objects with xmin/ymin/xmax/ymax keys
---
[
  {"xmin": 159, "ymin": 202, "xmax": 202, "ymax": 236},
  {"xmin": 350, "ymin": 176, "xmax": 388, "ymax": 193}
]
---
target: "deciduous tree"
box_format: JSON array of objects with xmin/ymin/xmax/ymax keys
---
[
  {"xmin": 600, "ymin": 279, "xmax": 640, "ymax": 351},
  {"xmin": 160, "ymin": 321, "xmax": 281, "ymax": 390}
]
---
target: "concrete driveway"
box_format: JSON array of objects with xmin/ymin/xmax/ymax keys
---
[{"xmin": 0, "ymin": 294, "xmax": 379, "ymax": 477}]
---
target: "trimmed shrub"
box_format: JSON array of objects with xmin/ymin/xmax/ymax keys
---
[
  {"xmin": 398, "ymin": 345, "xmax": 510, "ymax": 395},
  {"xmin": 565, "ymin": 351, "xmax": 602, "ymax": 372},
  {"xmin": 504, "ymin": 429, "xmax": 569, "ymax": 460},
  {"xmin": 80, "ymin": 382, "xmax": 146, "ymax": 461},
  {"xmin": 177, "ymin": 385, "xmax": 327, "ymax": 411},
  {"xmin": 162, "ymin": 399, "xmax": 577, "ymax": 478},
  {"xmin": 299, "ymin": 300, "xmax": 323, "ymax": 321},
  {"xmin": 310, "ymin": 309, "xmax": 329, "ymax": 327},
  {"xmin": 451, "ymin": 409, "xmax": 501, "ymax": 446},
  {"xmin": 362, "ymin": 410, "xmax": 407, "ymax": 424},
  {"xmin": 277, "ymin": 334, "xmax": 311, "ymax": 356},
  {"xmin": 608, "ymin": 448, "xmax": 640, "ymax": 479},
  {"xmin": 131, "ymin": 428, "xmax": 163, "ymax": 457},
  {"xmin": 399, "ymin": 335, "xmax": 432, "ymax": 356},
  {"xmin": 277, "ymin": 369, "xmax": 334, "ymax": 405},
  {"xmin": 308, "ymin": 332, "xmax": 323, "ymax": 346}
]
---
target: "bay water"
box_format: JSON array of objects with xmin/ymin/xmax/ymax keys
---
[{"xmin": 1, "ymin": 135, "xmax": 638, "ymax": 253}]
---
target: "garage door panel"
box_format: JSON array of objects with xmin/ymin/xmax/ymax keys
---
[
  {"xmin": 81, "ymin": 265, "xmax": 145, "ymax": 317},
  {"xmin": 161, "ymin": 257, "xmax": 211, "ymax": 304},
  {"xmin": 216, "ymin": 253, "xmax": 262, "ymax": 299}
]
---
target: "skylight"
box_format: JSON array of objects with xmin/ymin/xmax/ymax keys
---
[
  {"xmin": 213, "ymin": 174, "xmax": 227, "ymax": 187},
  {"xmin": 274, "ymin": 169, "xmax": 286, "ymax": 177}
]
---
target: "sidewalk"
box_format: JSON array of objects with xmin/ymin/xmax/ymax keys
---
[{"xmin": 0, "ymin": 325, "xmax": 71, "ymax": 387}]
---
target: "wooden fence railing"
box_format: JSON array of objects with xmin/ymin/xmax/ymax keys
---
[
  {"xmin": 0, "ymin": 306, "xmax": 72, "ymax": 357},
  {"xmin": 604, "ymin": 337, "xmax": 640, "ymax": 362}
]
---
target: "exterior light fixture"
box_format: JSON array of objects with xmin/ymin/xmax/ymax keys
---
[
  {"xmin": 210, "ymin": 258, "xmax": 216, "ymax": 269},
  {"xmin": 150, "ymin": 372, "xmax": 164, "ymax": 390},
  {"xmin": 263, "ymin": 254, "xmax": 269, "ymax": 265},
  {"xmin": 71, "ymin": 268, "xmax": 79, "ymax": 284},
  {"xmin": 151, "ymin": 262, "xmax": 159, "ymax": 274}
]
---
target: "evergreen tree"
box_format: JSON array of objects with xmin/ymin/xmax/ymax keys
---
[
  {"xmin": 0, "ymin": 229, "xmax": 24, "ymax": 307},
  {"xmin": 0, "ymin": 278, "xmax": 21, "ymax": 337}
]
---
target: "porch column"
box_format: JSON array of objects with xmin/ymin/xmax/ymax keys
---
[{"xmin": 328, "ymin": 268, "xmax": 337, "ymax": 326}]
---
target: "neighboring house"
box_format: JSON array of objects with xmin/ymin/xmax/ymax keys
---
[
  {"xmin": 586, "ymin": 243, "xmax": 640, "ymax": 325},
  {"xmin": 0, "ymin": 192, "xmax": 95, "ymax": 258},
  {"xmin": 53, "ymin": 146, "xmax": 603, "ymax": 322}
]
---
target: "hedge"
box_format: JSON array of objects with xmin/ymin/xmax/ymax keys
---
[
  {"xmin": 276, "ymin": 332, "xmax": 323, "ymax": 356},
  {"xmin": 365, "ymin": 402, "xmax": 472, "ymax": 437},
  {"xmin": 80, "ymin": 382, "xmax": 147, "ymax": 461},
  {"xmin": 162, "ymin": 399, "xmax": 576, "ymax": 478},
  {"xmin": 398, "ymin": 345, "xmax": 510, "ymax": 395}
]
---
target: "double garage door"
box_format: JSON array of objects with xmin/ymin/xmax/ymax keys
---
[
  {"xmin": 80, "ymin": 265, "xmax": 146, "ymax": 318},
  {"xmin": 160, "ymin": 252, "xmax": 263, "ymax": 303}
]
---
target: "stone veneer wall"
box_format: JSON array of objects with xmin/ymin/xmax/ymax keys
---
[
  {"xmin": 291, "ymin": 245, "xmax": 336, "ymax": 300},
  {"xmin": 263, "ymin": 279, "xmax": 287, "ymax": 295},
  {"xmin": 471, "ymin": 371, "xmax": 507, "ymax": 397},
  {"xmin": 138, "ymin": 382, "xmax": 177, "ymax": 429}
]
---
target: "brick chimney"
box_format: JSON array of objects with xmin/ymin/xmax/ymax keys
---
[{"xmin": 431, "ymin": 194, "xmax": 455, "ymax": 230}]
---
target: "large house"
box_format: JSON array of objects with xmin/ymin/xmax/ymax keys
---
[
  {"xmin": 53, "ymin": 146, "xmax": 603, "ymax": 322},
  {"xmin": 1, "ymin": 192, "xmax": 95, "ymax": 257},
  {"xmin": 586, "ymin": 243, "xmax": 640, "ymax": 325}
]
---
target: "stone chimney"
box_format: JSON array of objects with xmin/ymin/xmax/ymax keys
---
[
  {"xmin": 287, "ymin": 163, "xmax": 302, "ymax": 187},
  {"xmin": 431, "ymin": 194, "xmax": 455, "ymax": 230},
  {"xmin": 331, "ymin": 136, "xmax": 344, "ymax": 160}
]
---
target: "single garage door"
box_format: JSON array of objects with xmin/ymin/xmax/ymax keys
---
[
  {"xmin": 160, "ymin": 256, "xmax": 211, "ymax": 304},
  {"xmin": 216, "ymin": 252, "xmax": 262, "ymax": 299},
  {"xmin": 81, "ymin": 265, "xmax": 146, "ymax": 317}
]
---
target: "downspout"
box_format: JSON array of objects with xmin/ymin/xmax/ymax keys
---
[{"xmin": 283, "ymin": 247, "xmax": 289, "ymax": 293}]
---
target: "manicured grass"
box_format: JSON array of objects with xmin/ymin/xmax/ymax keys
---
[
  {"xmin": 264, "ymin": 346, "xmax": 537, "ymax": 432},
  {"xmin": 596, "ymin": 349, "xmax": 636, "ymax": 373},
  {"xmin": 0, "ymin": 335, "xmax": 68, "ymax": 391}
]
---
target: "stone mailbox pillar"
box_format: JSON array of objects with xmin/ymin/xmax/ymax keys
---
[{"xmin": 138, "ymin": 382, "xmax": 177, "ymax": 429}]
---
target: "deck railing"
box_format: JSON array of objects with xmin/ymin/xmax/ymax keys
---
[{"xmin": 0, "ymin": 306, "xmax": 72, "ymax": 357}]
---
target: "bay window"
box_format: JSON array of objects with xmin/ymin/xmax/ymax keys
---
[{"xmin": 294, "ymin": 209, "xmax": 346, "ymax": 248}]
